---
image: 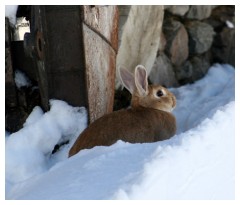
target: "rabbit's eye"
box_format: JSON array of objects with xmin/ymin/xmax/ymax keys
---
[{"xmin": 156, "ymin": 90, "xmax": 163, "ymax": 97}]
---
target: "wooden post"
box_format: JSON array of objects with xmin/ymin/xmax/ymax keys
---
[{"xmin": 23, "ymin": 6, "xmax": 118, "ymax": 123}]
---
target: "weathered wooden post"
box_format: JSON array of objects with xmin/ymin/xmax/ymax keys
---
[
  {"xmin": 82, "ymin": 6, "xmax": 118, "ymax": 123},
  {"xmin": 23, "ymin": 5, "xmax": 118, "ymax": 123}
]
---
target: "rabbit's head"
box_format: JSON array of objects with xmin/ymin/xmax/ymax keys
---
[{"xmin": 119, "ymin": 65, "xmax": 176, "ymax": 112}]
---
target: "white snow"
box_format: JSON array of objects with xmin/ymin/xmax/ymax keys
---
[
  {"xmin": 14, "ymin": 69, "xmax": 32, "ymax": 88},
  {"xmin": 23, "ymin": 106, "xmax": 44, "ymax": 127},
  {"xmin": 5, "ymin": 5, "xmax": 18, "ymax": 25},
  {"xmin": 5, "ymin": 100, "xmax": 88, "ymax": 189},
  {"xmin": 226, "ymin": 20, "xmax": 234, "ymax": 28},
  {"xmin": 5, "ymin": 64, "xmax": 235, "ymax": 200}
]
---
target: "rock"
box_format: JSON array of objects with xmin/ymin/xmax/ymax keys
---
[
  {"xmin": 115, "ymin": 5, "xmax": 235, "ymax": 88},
  {"xmin": 186, "ymin": 5, "xmax": 213, "ymax": 20},
  {"xmin": 149, "ymin": 53, "xmax": 178, "ymax": 87},
  {"xmin": 204, "ymin": 6, "xmax": 235, "ymax": 32},
  {"xmin": 212, "ymin": 27, "xmax": 235, "ymax": 66},
  {"xmin": 206, "ymin": 5, "xmax": 235, "ymax": 66},
  {"xmin": 174, "ymin": 53, "xmax": 210, "ymax": 85},
  {"xmin": 186, "ymin": 21, "xmax": 215, "ymax": 55},
  {"xmin": 165, "ymin": 5, "xmax": 189, "ymax": 16},
  {"xmin": 190, "ymin": 54, "xmax": 210, "ymax": 81},
  {"xmin": 211, "ymin": 6, "xmax": 235, "ymax": 25},
  {"xmin": 174, "ymin": 60, "xmax": 192, "ymax": 84},
  {"xmin": 163, "ymin": 19, "xmax": 189, "ymax": 66}
]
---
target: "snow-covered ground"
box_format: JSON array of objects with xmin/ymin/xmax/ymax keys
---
[{"xmin": 5, "ymin": 64, "xmax": 235, "ymax": 200}]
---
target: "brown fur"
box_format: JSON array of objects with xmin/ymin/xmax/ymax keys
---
[
  {"xmin": 68, "ymin": 65, "xmax": 177, "ymax": 157},
  {"xmin": 69, "ymin": 107, "xmax": 176, "ymax": 157}
]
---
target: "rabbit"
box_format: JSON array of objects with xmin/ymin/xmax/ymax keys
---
[{"xmin": 68, "ymin": 65, "xmax": 176, "ymax": 157}]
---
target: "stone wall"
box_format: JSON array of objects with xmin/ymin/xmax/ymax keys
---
[{"xmin": 117, "ymin": 5, "xmax": 235, "ymax": 87}]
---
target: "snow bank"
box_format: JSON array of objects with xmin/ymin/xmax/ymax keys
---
[
  {"xmin": 6, "ymin": 102, "xmax": 235, "ymax": 200},
  {"xmin": 113, "ymin": 101, "xmax": 235, "ymax": 199},
  {"xmin": 5, "ymin": 64, "xmax": 235, "ymax": 200},
  {"xmin": 172, "ymin": 63, "xmax": 235, "ymax": 134},
  {"xmin": 5, "ymin": 100, "xmax": 87, "ymax": 186}
]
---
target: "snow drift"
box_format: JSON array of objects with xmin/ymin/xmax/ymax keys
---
[{"xmin": 5, "ymin": 64, "xmax": 235, "ymax": 200}]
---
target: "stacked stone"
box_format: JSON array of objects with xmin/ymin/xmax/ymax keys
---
[{"xmin": 150, "ymin": 5, "xmax": 235, "ymax": 86}]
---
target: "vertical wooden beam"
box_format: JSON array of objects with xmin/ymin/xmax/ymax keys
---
[
  {"xmin": 82, "ymin": 6, "xmax": 118, "ymax": 123},
  {"xmin": 23, "ymin": 6, "xmax": 118, "ymax": 124}
]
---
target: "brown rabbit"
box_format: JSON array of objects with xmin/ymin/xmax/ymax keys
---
[{"xmin": 68, "ymin": 65, "xmax": 176, "ymax": 157}]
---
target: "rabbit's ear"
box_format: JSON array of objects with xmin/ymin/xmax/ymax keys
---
[
  {"xmin": 135, "ymin": 65, "xmax": 149, "ymax": 96},
  {"xmin": 119, "ymin": 66, "xmax": 135, "ymax": 94}
]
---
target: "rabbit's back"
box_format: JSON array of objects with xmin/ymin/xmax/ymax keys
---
[{"xmin": 68, "ymin": 107, "xmax": 176, "ymax": 157}]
